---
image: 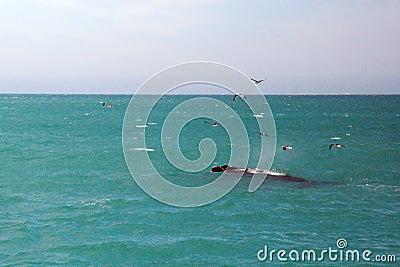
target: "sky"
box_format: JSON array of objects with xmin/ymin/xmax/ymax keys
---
[{"xmin": 0, "ymin": 0, "xmax": 399, "ymax": 94}]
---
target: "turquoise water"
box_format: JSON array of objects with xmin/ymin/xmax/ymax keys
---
[{"xmin": 0, "ymin": 95, "xmax": 399, "ymax": 266}]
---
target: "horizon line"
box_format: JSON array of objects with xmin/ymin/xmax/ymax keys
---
[{"xmin": 0, "ymin": 93, "xmax": 399, "ymax": 96}]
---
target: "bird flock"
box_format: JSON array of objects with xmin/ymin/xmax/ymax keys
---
[
  {"xmin": 202, "ymin": 76, "xmax": 346, "ymax": 151},
  {"xmin": 102, "ymin": 76, "xmax": 346, "ymax": 151}
]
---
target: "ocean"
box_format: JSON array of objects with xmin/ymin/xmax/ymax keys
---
[{"xmin": 0, "ymin": 94, "xmax": 398, "ymax": 266}]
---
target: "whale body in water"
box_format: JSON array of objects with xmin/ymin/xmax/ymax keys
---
[{"xmin": 211, "ymin": 165, "xmax": 335, "ymax": 185}]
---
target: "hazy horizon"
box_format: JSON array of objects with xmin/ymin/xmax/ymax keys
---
[
  {"xmin": 1, "ymin": 1, "xmax": 399, "ymax": 95},
  {"xmin": 1, "ymin": 92, "xmax": 399, "ymax": 96}
]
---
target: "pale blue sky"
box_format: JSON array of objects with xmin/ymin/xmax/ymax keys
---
[{"xmin": 0, "ymin": 0, "xmax": 399, "ymax": 94}]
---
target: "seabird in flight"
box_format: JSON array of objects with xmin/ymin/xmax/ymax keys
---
[
  {"xmin": 251, "ymin": 78, "xmax": 266, "ymax": 84},
  {"xmin": 257, "ymin": 132, "xmax": 269, "ymax": 136},
  {"xmin": 204, "ymin": 120, "xmax": 220, "ymax": 127},
  {"xmin": 233, "ymin": 94, "xmax": 247, "ymax": 101},
  {"xmin": 100, "ymin": 101, "xmax": 113, "ymax": 108},
  {"xmin": 329, "ymin": 143, "xmax": 345, "ymax": 150}
]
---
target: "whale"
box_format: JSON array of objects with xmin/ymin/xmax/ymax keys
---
[{"xmin": 211, "ymin": 165, "xmax": 335, "ymax": 185}]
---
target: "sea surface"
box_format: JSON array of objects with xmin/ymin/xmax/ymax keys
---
[{"xmin": 0, "ymin": 94, "xmax": 399, "ymax": 266}]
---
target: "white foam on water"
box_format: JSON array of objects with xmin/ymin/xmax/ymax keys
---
[
  {"xmin": 82, "ymin": 198, "xmax": 111, "ymax": 207},
  {"xmin": 267, "ymin": 170, "xmax": 286, "ymax": 176},
  {"xmin": 131, "ymin": 148, "xmax": 155, "ymax": 152}
]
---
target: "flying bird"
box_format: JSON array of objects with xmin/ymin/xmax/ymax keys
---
[
  {"xmin": 204, "ymin": 120, "xmax": 220, "ymax": 127},
  {"xmin": 257, "ymin": 132, "xmax": 269, "ymax": 137},
  {"xmin": 100, "ymin": 101, "xmax": 113, "ymax": 108},
  {"xmin": 329, "ymin": 143, "xmax": 345, "ymax": 150},
  {"xmin": 251, "ymin": 78, "xmax": 266, "ymax": 84},
  {"xmin": 233, "ymin": 94, "xmax": 247, "ymax": 101}
]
